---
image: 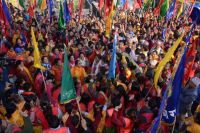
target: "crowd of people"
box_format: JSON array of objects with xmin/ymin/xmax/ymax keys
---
[{"xmin": 0, "ymin": 2, "xmax": 200, "ymax": 133}]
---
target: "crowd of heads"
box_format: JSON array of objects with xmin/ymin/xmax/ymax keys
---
[{"xmin": 0, "ymin": 2, "xmax": 200, "ymax": 133}]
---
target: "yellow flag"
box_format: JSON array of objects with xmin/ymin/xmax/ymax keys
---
[
  {"xmin": 41, "ymin": 0, "xmax": 47, "ymax": 13},
  {"xmin": 31, "ymin": 27, "xmax": 45, "ymax": 70},
  {"xmin": 9, "ymin": 0, "xmax": 23, "ymax": 10},
  {"xmin": 105, "ymin": 1, "xmax": 115, "ymax": 38},
  {"xmin": 154, "ymin": 33, "xmax": 184, "ymax": 88},
  {"xmin": 177, "ymin": 0, "xmax": 184, "ymax": 19}
]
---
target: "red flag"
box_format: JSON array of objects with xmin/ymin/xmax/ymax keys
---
[
  {"xmin": 133, "ymin": 0, "xmax": 142, "ymax": 11},
  {"xmin": 0, "ymin": 0, "xmax": 9, "ymax": 34},
  {"xmin": 28, "ymin": 6, "xmax": 34, "ymax": 18},
  {"xmin": 137, "ymin": 0, "xmax": 142, "ymax": 8},
  {"xmin": 78, "ymin": 0, "xmax": 84, "ymax": 21},
  {"xmin": 69, "ymin": 0, "xmax": 74, "ymax": 17},
  {"xmin": 104, "ymin": 0, "xmax": 112, "ymax": 18},
  {"xmin": 153, "ymin": 0, "xmax": 164, "ymax": 15},
  {"xmin": 123, "ymin": 0, "xmax": 129, "ymax": 10},
  {"xmin": 99, "ymin": 0, "xmax": 104, "ymax": 13},
  {"xmin": 183, "ymin": 38, "xmax": 198, "ymax": 86}
]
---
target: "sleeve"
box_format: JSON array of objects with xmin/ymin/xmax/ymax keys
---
[{"xmin": 111, "ymin": 110, "xmax": 125, "ymax": 127}]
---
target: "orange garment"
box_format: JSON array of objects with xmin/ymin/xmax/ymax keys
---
[
  {"xmin": 7, "ymin": 50, "xmax": 17, "ymax": 59},
  {"xmin": 187, "ymin": 122, "xmax": 200, "ymax": 133},
  {"xmin": 52, "ymin": 65, "xmax": 63, "ymax": 84},
  {"xmin": 120, "ymin": 117, "xmax": 134, "ymax": 133},
  {"xmin": 12, "ymin": 33, "xmax": 20, "ymax": 46},
  {"xmin": 8, "ymin": 110, "xmax": 24, "ymax": 127},
  {"xmin": 71, "ymin": 66, "xmax": 87, "ymax": 83}
]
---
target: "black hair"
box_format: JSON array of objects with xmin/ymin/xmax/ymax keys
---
[
  {"xmin": 47, "ymin": 115, "xmax": 60, "ymax": 128},
  {"xmin": 65, "ymin": 103, "xmax": 73, "ymax": 114},
  {"xmin": 80, "ymin": 93, "xmax": 91, "ymax": 105},
  {"xmin": 23, "ymin": 82, "xmax": 31, "ymax": 91},
  {"xmin": 71, "ymin": 114, "xmax": 80, "ymax": 127},
  {"xmin": 5, "ymin": 102, "xmax": 17, "ymax": 119},
  {"xmin": 112, "ymin": 96, "xmax": 121, "ymax": 108}
]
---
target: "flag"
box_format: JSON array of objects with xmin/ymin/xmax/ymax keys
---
[
  {"xmin": 108, "ymin": 35, "xmax": 117, "ymax": 79},
  {"xmin": 185, "ymin": 22, "xmax": 196, "ymax": 43},
  {"xmin": 154, "ymin": 33, "xmax": 184, "ymax": 88},
  {"xmin": 152, "ymin": 0, "xmax": 156, "ymax": 8},
  {"xmin": 60, "ymin": 46, "xmax": 77, "ymax": 104},
  {"xmin": 121, "ymin": 0, "xmax": 126, "ymax": 7},
  {"xmin": 160, "ymin": 0, "xmax": 169, "ymax": 17},
  {"xmin": 162, "ymin": 0, "xmax": 178, "ymax": 40},
  {"xmin": 19, "ymin": 0, "xmax": 26, "ymax": 9},
  {"xmin": 188, "ymin": 0, "xmax": 196, "ymax": 16},
  {"xmin": 28, "ymin": 5, "xmax": 34, "ymax": 18},
  {"xmin": 133, "ymin": 0, "xmax": 142, "ymax": 11},
  {"xmin": 123, "ymin": 0, "xmax": 129, "ymax": 10},
  {"xmin": 2, "ymin": 0, "xmax": 13, "ymax": 26},
  {"xmin": 49, "ymin": 0, "xmax": 53, "ymax": 23},
  {"xmin": 74, "ymin": 0, "xmax": 78, "ymax": 10},
  {"xmin": 31, "ymin": 27, "xmax": 45, "ymax": 70},
  {"xmin": 177, "ymin": 0, "xmax": 184, "ymax": 19},
  {"xmin": 40, "ymin": 0, "xmax": 47, "ymax": 12},
  {"xmin": 0, "ymin": 0, "xmax": 6, "ymax": 24},
  {"xmin": 153, "ymin": 0, "xmax": 164, "ymax": 15},
  {"xmin": 9, "ymin": 0, "xmax": 20, "ymax": 9},
  {"xmin": 151, "ymin": 79, "xmax": 172, "ymax": 133},
  {"xmin": 166, "ymin": 0, "xmax": 176, "ymax": 21},
  {"xmin": 64, "ymin": 0, "xmax": 70, "ymax": 23},
  {"xmin": 38, "ymin": 0, "xmax": 43, "ymax": 8},
  {"xmin": 58, "ymin": 1, "xmax": 66, "ymax": 29},
  {"xmin": 143, "ymin": 0, "xmax": 151, "ymax": 11},
  {"xmin": 105, "ymin": 0, "xmax": 115, "ymax": 37},
  {"xmin": 69, "ymin": 0, "xmax": 74, "ymax": 16},
  {"xmin": 99, "ymin": 0, "xmax": 104, "ymax": 13},
  {"xmin": 78, "ymin": 0, "xmax": 84, "ymax": 21},
  {"xmin": 162, "ymin": 47, "xmax": 187, "ymax": 124},
  {"xmin": 162, "ymin": 27, "xmax": 167, "ymax": 40},
  {"xmin": 183, "ymin": 38, "xmax": 197, "ymax": 86},
  {"xmin": 104, "ymin": 0, "xmax": 112, "ymax": 18}
]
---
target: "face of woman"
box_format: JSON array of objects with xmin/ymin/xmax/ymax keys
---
[
  {"xmin": 80, "ymin": 54, "xmax": 84, "ymax": 59},
  {"xmin": 54, "ymin": 49, "xmax": 59, "ymax": 55},
  {"xmin": 70, "ymin": 56, "xmax": 74, "ymax": 62},
  {"xmin": 43, "ymin": 57, "xmax": 49, "ymax": 64}
]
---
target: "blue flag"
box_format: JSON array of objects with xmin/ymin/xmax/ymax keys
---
[
  {"xmin": 166, "ymin": 0, "xmax": 176, "ymax": 21},
  {"xmin": 21, "ymin": 33, "xmax": 27, "ymax": 44},
  {"xmin": 49, "ymin": 0, "xmax": 53, "ymax": 23},
  {"xmin": 151, "ymin": 80, "xmax": 172, "ymax": 133},
  {"xmin": 162, "ymin": 27, "xmax": 167, "ymax": 40},
  {"xmin": 161, "ymin": 47, "xmax": 187, "ymax": 124},
  {"xmin": 108, "ymin": 35, "xmax": 117, "ymax": 79},
  {"xmin": 64, "ymin": 0, "xmax": 70, "ymax": 23},
  {"xmin": 162, "ymin": 0, "xmax": 176, "ymax": 40},
  {"xmin": 121, "ymin": 0, "xmax": 126, "ymax": 7},
  {"xmin": 185, "ymin": 22, "xmax": 196, "ymax": 43},
  {"xmin": 2, "ymin": 0, "xmax": 13, "ymax": 26}
]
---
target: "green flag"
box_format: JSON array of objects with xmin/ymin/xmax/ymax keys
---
[
  {"xmin": 74, "ymin": 0, "xmax": 78, "ymax": 10},
  {"xmin": 143, "ymin": 0, "xmax": 151, "ymax": 11},
  {"xmin": 58, "ymin": 1, "xmax": 66, "ymax": 29},
  {"xmin": 19, "ymin": 0, "xmax": 26, "ymax": 9},
  {"xmin": 60, "ymin": 46, "xmax": 76, "ymax": 104},
  {"xmin": 160, "ymin": 0, "xmax": 169, "ymax": 17},
  {"xmin": 38, "ymin": 0, "xmax": 43, "ymax": 8},
  {"xmin": 151, "ymin": 0, "xmax": 156, "ymax": 8}
]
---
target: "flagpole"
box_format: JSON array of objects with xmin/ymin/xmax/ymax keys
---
[{"xmin": 40, "ymin": 69, "xmax": 47, "ymax": 91}]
